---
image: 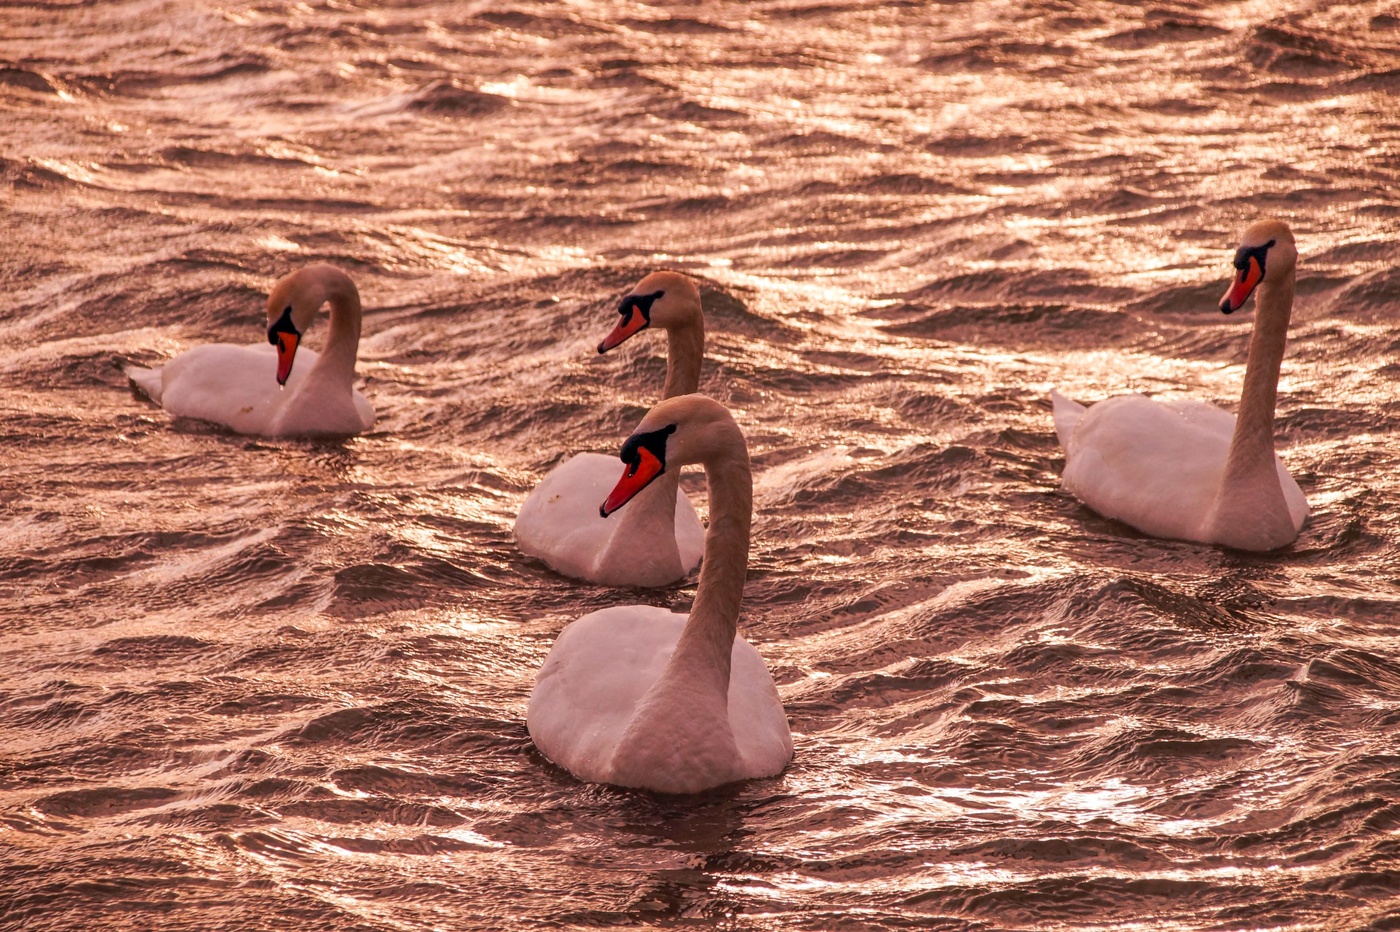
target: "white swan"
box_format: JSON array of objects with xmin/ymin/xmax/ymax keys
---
[
  {"xmin": 126, "ymin": 264, "xmax": 374, "ymax": 438},
  {"xmin": 528, "ymin": 394, "xmax": 793, "ymax": 794},
  {"xmin": 514, "ymin": 271, "xmax": 705, "ymax": 587},
  {"xmin": 1052, "ymin": 219, "xmax": 1308, "ymax": 551}
]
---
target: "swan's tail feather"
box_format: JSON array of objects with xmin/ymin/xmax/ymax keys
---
[
  {"xmin": 1050, "ymin": 389, "xmax": 1086, "ymax": 449},
  {"xmin": 124, "ymin": 364, "xmax": 164, "ymax": 403}
]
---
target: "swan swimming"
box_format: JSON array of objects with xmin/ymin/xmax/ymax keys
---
[
  {"xmin": 514, "ymin": 271, "xmax": 706, "ymax": 587},
  {"xmin": 1052, "ymin": 219, "xmax": 1308, "ymax": 551},
  {"xmin": 126, "ymin": 264, "xmax": 374, "ymax": 438},
  {"xmin": 528, "ymin": 394, "xmax": 793, "ymax": 793}
]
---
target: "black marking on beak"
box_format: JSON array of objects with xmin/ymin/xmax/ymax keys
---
[
  {"xmin": 268, "ymin": 305, "xmax": 299, "ymax": 345},
  {"xmin": 619, "ymin": 422, "xmax": 676, "ymax": 472},
  {"xmin": 600, "ymin": 423, "xmax": 678, "ymax": 518},
  {"xmin": 1232, "ymin": 239, "xmax": 1275, "ymax": 277},
  {"xmin": 618, "ymin": 289, "xmax": 664, "ymax": 325}
]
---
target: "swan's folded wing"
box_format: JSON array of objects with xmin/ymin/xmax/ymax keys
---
[
  {"xmin": 156, "ymin": 342, "xmax": 291, "ymax": 434},
  {"xmin": 1061, "ymin": 394, "xmax": 1229, "ymax": 541},
  {"xmin": 527, "ymin": 606, "xmax": 684, "ymax": 783}
]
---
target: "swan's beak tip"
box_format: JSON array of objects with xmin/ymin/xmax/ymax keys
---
[
  {"xmin": 599, "ymin": 504, "xmax": 610, "ymax": 518},
  {"xmin": 1219, "ymin": 299, "xmax": 1235, "ymax": 315},
  {"xmin": 598, "ymin": 310, "xmax": 646, "ymax": 354}
]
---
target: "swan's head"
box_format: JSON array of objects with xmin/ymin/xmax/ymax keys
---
[
  {"xmin": 1220, "ymin": 220, "xmax": 1296, "ymax": 315},
  {"xmin": 265, "ymin": 264, "xmax": 358, "ymax": 385},
  {"xmin": 597, "ymin": 271, "xmax": 702, "ymax": 354},
  {"xmin": 600, "ymin": 394, "xmax": 742, "ymax": 517}
]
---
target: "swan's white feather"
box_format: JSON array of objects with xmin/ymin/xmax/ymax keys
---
[
  {"xmin": 126, "ymin": 342, "xmax": 372, "ymax": 437},
  {"xmin": 528, "ymin": 605, "xmax": 791, "ymax": 791},
  {"xmin": 1057, "ymin": 391, "xmax": 1307, "ymax": 542},
  {"xmin": 515, "ymin": 452, "xmax": 703, "ymax": 586}
]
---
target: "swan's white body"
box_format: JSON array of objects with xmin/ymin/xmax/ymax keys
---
[
  {"xmin": 528, "ymin": 395, "xmax": 793, "ymax": 793},
  {"xmin": 1054, "ymin": 220, "xmax": 1308, "ymax": 551},
  {"xmin": 126, "ymin": 264, "xmax": 374, "ymax": 438},
  {"xmin": 515, "ymin": 271, "xmax": 707, "ymax": 587},
  {"xmin": 530, "ymin": 605, "xmax": 791, "ymax": 791},
  {"xmin": 516, "ymin": 452, "xmax": 704, "ymax": 587},
  {"xmin": 1053, "ymin": 391, "xmax": 1307, "ymax": 545},
  {"xmin": 128, "ymin": 343, "xmax": 373, "ymax": 437}
]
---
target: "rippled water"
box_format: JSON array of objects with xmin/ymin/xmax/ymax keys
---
[{"xmin": 4, "ymin": 1, "xmax": 1400, "ymax": 929}]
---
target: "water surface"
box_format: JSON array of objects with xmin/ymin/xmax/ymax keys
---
[{"xmin": 3, "ymin": 1, "xmax": 1400, "ymax": 929}]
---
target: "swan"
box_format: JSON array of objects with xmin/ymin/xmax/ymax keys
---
[
  {"xmin": 125, "ymin": 264, "xmax": 374, "ymax": 437},
  {"xmin": 514, "ymin": 271, "xmax": 705, "ymax": 587},
  {"xmin": 1052, "ymin": 219, "xmax": 1308, "ymax": 551},
  {"xmin": 528, "ymin": 394, "xmax": 793, "ymax": 793}
]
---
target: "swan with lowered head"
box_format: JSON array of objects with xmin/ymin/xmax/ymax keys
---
[
  {"xmin": 1052, "ymin": 219, "xmax": 1308, "ymax": 551},
  {"xmin": 514, "ymin": 271, "xmax": 705, "ymax": 587},
  {"xmin": 528, "ymin": 394, "xmax": 793, "ymax": 794},
  {"xmin": 126, "ymin": 264, "xmax": 374, "ymax": 437}
]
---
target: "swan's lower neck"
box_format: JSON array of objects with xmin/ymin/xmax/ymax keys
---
[
  {"xmin": 662, "ymin": 323, "xmax": 704, "ymax": 399},
  {"xmin": 1206, "ymin": 272, "xmax": 1296, "ymax": 547}
]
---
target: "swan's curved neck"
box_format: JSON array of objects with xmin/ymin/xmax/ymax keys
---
[
  {"xmin": 662, "ymin": 320, "xmax": 704, "ymax": 399},
  {"xmin": 1219, "ymin": 270, "xmax": 1293, "ymax": 493},
  {"xmin": 670, "ymin": 440, "xmax": 751, "ymax": 686},
  {"xmin": 306, "ymin": 276, "xmax": 363, "ymax": 385},
  {"xmin": 604, "ymin": 431, "xmax": 752, "ymax": 788}
]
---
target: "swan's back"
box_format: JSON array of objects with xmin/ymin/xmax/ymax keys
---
[
  {"xmin": 1058, "ymin": 392, "xmax": 1308, "ymax": 545},
  {"xmin": 157, "ymin": 343, "xmax": 290, "ymax": 434},
  {"xmin": 1060, "ymin": 394, "xmax": 1232, "ymax": 540}
]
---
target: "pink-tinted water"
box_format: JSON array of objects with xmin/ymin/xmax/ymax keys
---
[{"xmin": 2, "ymin": 1, "xmax": 1399, "ymax": 929}]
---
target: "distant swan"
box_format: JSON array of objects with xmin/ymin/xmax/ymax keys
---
[
  {"xmin": 1052, "ymin": 219, "xmax": 1308, "ymax": 551},
  {"xmin": 528, "ymin": 394, "xmax": 793, "ymax": 793},
  {"xmin": 126, "ymin": 264, "xmax": 374, "ymax": 437},
  {"xmin": 514, "ymin": 271, "xmax": 705, "ymax": 587}
]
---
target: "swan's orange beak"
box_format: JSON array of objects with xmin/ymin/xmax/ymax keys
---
[
  {"xmin": 267, "ymin": 306, "xmax": 301, "ymax": 386},
  {"xmin": 1220, "ymin": 256, "xmax": 1263, "ymax": 314},
  {"xmin": 600, "ymin": 447, "xmax": 664, "ymax": 517},
  {"xmin": 273, "ymin": 332, "xmax": 298, "ymax": 385},
  {"xmin": 598, "ymin": 306, "xmax": 648, "ymax": 353}
]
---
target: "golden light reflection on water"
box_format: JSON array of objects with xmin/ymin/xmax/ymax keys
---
[{"xmin": 3, "ymin": 0, "xmax": 1399, "ymax": 928}]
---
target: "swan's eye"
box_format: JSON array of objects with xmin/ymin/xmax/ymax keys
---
[
  {"xmin": 617, "ymin": 290, "xmax": 665, "ymax": 322},
  {"xmin": 1233, "ymin": 240, "xmax": 1275, "ymax": 275},
  {"xmin": 267, "ymin": 305, "xmax": 299, "ymax": 345},
  {"xmin": 618, "ymin": 423, "xmax": 677, "ymax": 473}
]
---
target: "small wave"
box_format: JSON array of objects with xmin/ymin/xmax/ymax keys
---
[
  {"xmin": 1100, "ymin": 17, "xmax": 1227, "ymax": 50},
  {"xmin": 0, "ymin": 64, "xmax": 66, "ymax": 95},
  {"xmin": 618, "ymin": 16, "xmax": 737, "ymax": 35},
  {"xmin": 91, "ymin": 634, "xmax": 215, "ymax": 659},
  {"xmin": 1244, "ymin": 25, "xmax": 1366, "ymax": 78},
  {"xmin": 96, "ymin": 58, "xmax": 271, "ymax": 96},
  {"xmin": 405, "ymin": 79, "xmax": 511, "ymax": 117},
  {"xmin": 35, "ymin": 785, "xmax": 181, "ymax": 819}
]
